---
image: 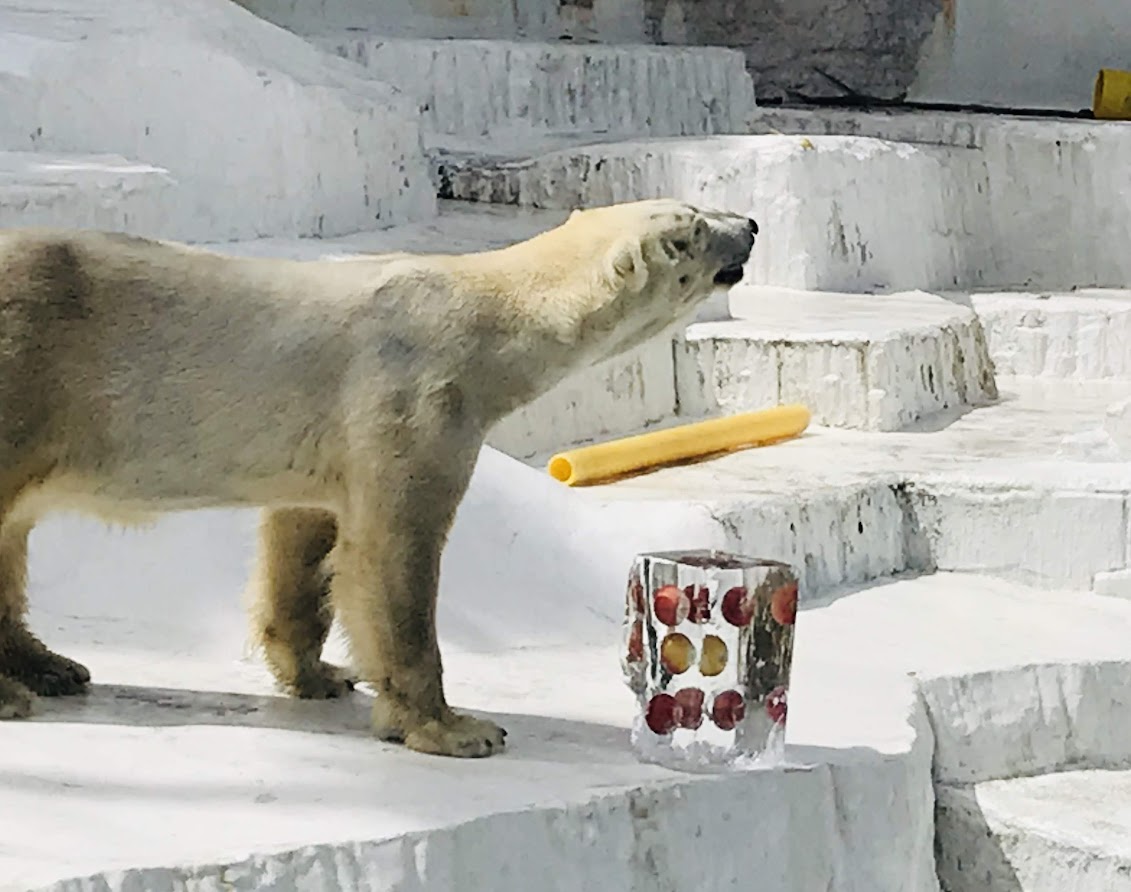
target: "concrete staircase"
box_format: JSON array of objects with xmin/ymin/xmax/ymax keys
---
[{"xmin": 3, "ymin": 1, "xmax": 1131, "ymax": 890}]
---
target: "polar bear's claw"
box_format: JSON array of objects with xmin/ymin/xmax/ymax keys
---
[
  {"xmin": 402, "ymin": 713, "xmax": 508, "ymax": 758},
  {"xmin": 290, "ymin": 661, "xmax": 357, "ymax": 699}
]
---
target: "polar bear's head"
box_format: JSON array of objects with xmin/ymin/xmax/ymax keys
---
[{"xmin": 552, "ymin": 198, "xmax": 758, "ymax": 353}]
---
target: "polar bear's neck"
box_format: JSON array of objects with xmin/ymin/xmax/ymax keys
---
[{"xmin": 438, "ymin": 248, "xmax": 642, "ymax": 419}]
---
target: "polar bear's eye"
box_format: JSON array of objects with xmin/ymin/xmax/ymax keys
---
[{"xmin": 671, "ymin": 239, "xmax": 690, "ymax": 253}]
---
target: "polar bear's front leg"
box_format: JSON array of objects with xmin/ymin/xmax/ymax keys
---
[{"xmin": 333, "ymin": 456, "xmax": 506, "ymax": 758}]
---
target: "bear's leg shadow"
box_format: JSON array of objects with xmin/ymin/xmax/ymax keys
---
[
  {"xmin": 0, "ymin": 515, "xmax": 90, "ymax": 717},
  {"xmin": 333, "ymin": 452, "xmax": 507, "ymax": 758},
  {"xmin": 249, "ymin": 507, "xmax": 357, "ymax": 699}
]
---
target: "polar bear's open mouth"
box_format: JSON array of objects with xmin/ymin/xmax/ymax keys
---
[{"xmin": 714, "ymin": 264, "xmax": 746, "ymax": 287}]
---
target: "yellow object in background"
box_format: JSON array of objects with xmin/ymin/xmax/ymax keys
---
[
  {"xmin": 1093, "ymin": 69, "xmax": 1131, "ymax": 120},
  {"xmin": 547, "ymin": 404, "xmax": 811, "ymax": 486}
]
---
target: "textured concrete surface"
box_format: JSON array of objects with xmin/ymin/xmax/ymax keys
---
[
  {"xmin": 574, "ymin": 377, "xmax": 1131, "ymax": 592},
  {"xmin": 937, "ymin": 770, "xmax": 1131, "ymax": 892},
  {"xmin": 679, "ymin": 287, "xmax": 997, "ymax": 431},
  {"xmin": 0, "ymin": 445, "xmax": 946, "ymax": 892},
  {"xmin": 321, "ymin": 36, "xmax": 755, "ymax": 143},
  {"xmin": 434, "ymin": 125, "xmax": 1131, "ymax": 292},
  {"xmin": 0, "ymin": 152, "xmax": 174, "ymax": 232},
  {"xmin": 0, "ymin": 0, "xmax": 435, "ymax": 241},
  {"xmin": 971, "ymin": 290, "xmax": 1131, "ymax": 380}
]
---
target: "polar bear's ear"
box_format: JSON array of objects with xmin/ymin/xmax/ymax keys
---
[{"xmin": 606, "ymin": 236, "xmax": 648, "ymax": 293}]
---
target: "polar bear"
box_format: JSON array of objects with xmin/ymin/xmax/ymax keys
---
[{"xmin": 0, "ymin": 199, "xmax": 757, "ymax": 757}]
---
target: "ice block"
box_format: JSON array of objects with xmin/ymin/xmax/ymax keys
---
[{"xmin": 621, "ymin": 549, "xmax": 798, "ymax": 770}]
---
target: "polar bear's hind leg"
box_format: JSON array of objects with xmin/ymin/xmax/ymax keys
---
[
  {"xmin": 0, "ymin": 514, "xmax": 90, "ymax": 717},
  {"xmin": 249, "ymin": 507, "xmax": 357, "ymax": 699}
]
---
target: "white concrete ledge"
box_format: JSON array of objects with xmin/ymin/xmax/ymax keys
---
[
  {"xmin": 588, "ymin": 378, "xmax": 1131, "ymax": 592},
  {"xmin": 321, "ymin": 37, "xmax": 755, "ymax": 144},
  {"xmin": 14, "ymin": 556, "xmax": 1131, "ymax": 890},
  {"xmin": 936, "ymin": 770, "xmax": 1131, "ymax": 892},
  {"xmin": 971, "ymin": 290, "xmax": 1131, "ymax": 379},
  {"xmin": 678, "ymin": 287, "xmax": 998, "ymax": 431},
  {"xmin": 0, "ymin": 0, "xmax": 436, "ymax": 241},
  {"xmin": 0, "ymin": 152, "xmax": 175, "ymax": 233},
  {"xmin": 437, "ymin": 119, "xmax": 1131, "ymax": 293}
]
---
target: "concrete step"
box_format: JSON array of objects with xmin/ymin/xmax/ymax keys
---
[
  {"xmin": 436, "ymin": 118, "xmax": 1131, "ymax": 293},
  {"xmin": 235, "ymin": 0, "xmax": 639, "ymax": 43},
  {"xmin": 678, "ymin": 287, "xmax": 998, "ymax": 432},
  {"xmin": 970, "ymin": 290, "xmax": 1131, "ymax": 380},
  {"xmin": 12, "ymin": 460, "xmax": 1131, "ymax": 892},
  {"xmin": 936, "ymin": 770, "xmax": 1131, "ymax": 892},
  {"xmin": 499, "ymin": 286, "xmax": 1000, "ymax": 456},
  {"xmin": 318, "ymin": 36, "xmax": 755, "ymax": 143},
  {"xmin": 0, "ymin": 152, "xmax": 175, "ymax": 233},
  {"xmin": 0, "ymin": 0, "xmax": 435, "ymax": 243},
  {"xmin": 573, "ymin": 378, "xmax": 1131, "ymax": 594}
]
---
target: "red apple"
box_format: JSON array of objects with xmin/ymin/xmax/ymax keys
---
[
  {"xmin": 684, "ymin": 584, "xmax": 711, "ymax": 623},
  {"xmin": 653, "ymin": 584, "xmax": 690, "ymax": 626},
  {"xmin": 765, "ymin": 686, "xmax": 788, "ymax": 724},
  {"xmin": 645, "ymin": 693, "xmax": 683, "ymax": 735},
  {"xmin": 770, "ymin": 582, "xmax": 798, "ymax": 626},
  {"xmin": 626, "ymin": 619, "xmax": 644, "ymax": 662},
  {"xmin": 673, "ymin": 687, "xmax": 705, "ymax": 729},
  {"xmin": 627, "ymin": 573, "xmax": 645, "ymax": 614},
  {"xmin": 660, "ymin": 632, "xmax": 695, "ymax": 674},
  {"xmin": 711, "ymin": 690, "xmax": 746, "ymax": 730},
  {"xmin": 720, "ymin": 586, "xmax": 754, "ymax": 627}
]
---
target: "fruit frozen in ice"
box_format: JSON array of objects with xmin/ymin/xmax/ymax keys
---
[
  {"xmin": 653, "ymin": 584, "xmax": 690, "ymax": 626},
  {"xmin": 645, "ymin": 692, "xmax": 683, "ymax": 735},
  {"xmin": 771, "ymin": 582, "xmax": 798, "ymax": 626},
  {"xmin": 766, "ymin": 686, "xmax": 788, "ymax": 724},
  {"xmin": 711, "ymin": 690, "xmax": 746, "ymax": 730},
  {"xmin": 626, "ymin": 619, "xmax": 644, "ymax": 662},
  {"xmin": 660, "ymin": 632, "xmax": 695, "ymax": 674},
  {"xmin": 698, "ymin": 634, "xmax": 728, "ymax": 677},
  {"xmin": 720, "ymin": 586, "xmax": 754, "ymax": 627},
  {"xmin": 684, "ymin": 584, "xmax": 711, "ymax": 623},
  {"xmin": 627, "ymin": 573, "xmax": 645, "ymax": 614},
  {"xmin": 673, "ymin": 687, "xmax": 705, "ymax": 729}
]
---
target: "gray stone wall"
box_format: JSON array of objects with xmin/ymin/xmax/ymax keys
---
[{"xmin": 638, "ymin": 0, "xmax": 943, "ymax": 102}]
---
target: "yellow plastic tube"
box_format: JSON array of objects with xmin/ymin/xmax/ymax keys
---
[
  {"xmin": 1093, "ymin": 68, "xmax": 1131, "ymax": 120},
  {"xmin": 547, "ymin": 404, "xmax": 811, "ymax": 486}
]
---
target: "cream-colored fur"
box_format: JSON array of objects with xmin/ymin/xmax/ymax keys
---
[{"xmin": 0, "ymin": 199, "xmax": 757, "ymax": 756}]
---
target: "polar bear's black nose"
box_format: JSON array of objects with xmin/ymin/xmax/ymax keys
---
[{"xmin": 747, "ymin": 218, "xmax": 759, "ymax": 236}]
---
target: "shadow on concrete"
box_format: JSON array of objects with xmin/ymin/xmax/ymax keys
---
[
  {"xmin": 933, "ymin": 782, "xmax": 1023, "ymax": 892},
  {"xmin": 26, "ymin": 682, "xmax": 639, "ymax": 764}
]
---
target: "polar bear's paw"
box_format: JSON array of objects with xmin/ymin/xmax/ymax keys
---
[
  {"xmin": 289, "ymin": 661, "xmax": 357, "ymax": 700},
  {"xmin": 372, "ymin": 698, "xmax": 507, "ymax": 757},
  {"xmin": 0, "ymin": 675, "xmax": 35, "ymax": 718},
  {"xmin": 7, "ymin": 646, "xmax": 90, "ymax": 697},
  {"xmin": 403, "ymin": 712, "xmax": 507, "ymax": 758}
]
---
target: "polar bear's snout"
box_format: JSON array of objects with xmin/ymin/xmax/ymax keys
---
[{"xmin": 702, "ymin": 211, "xmax": 758, "ymax": 287}]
